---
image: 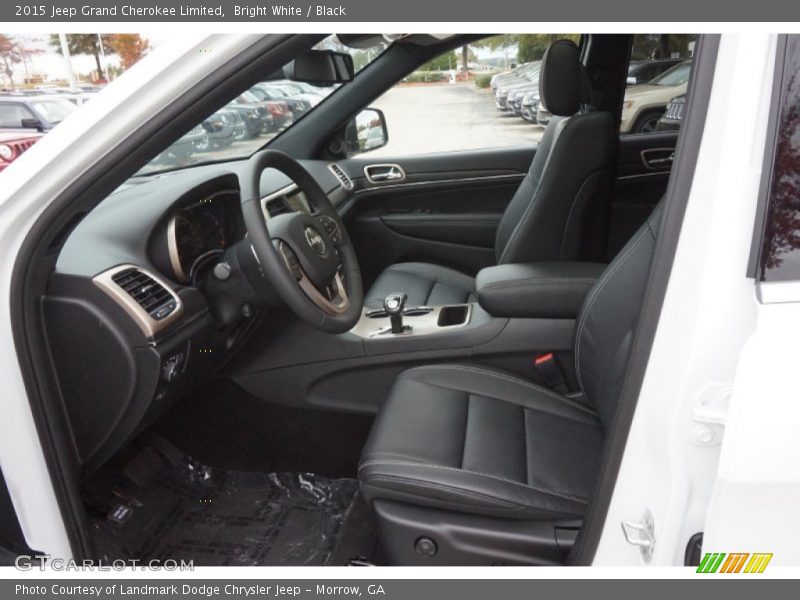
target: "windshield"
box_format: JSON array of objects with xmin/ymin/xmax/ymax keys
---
[
  {"xmin": 650, "ymin": 62, "xmax": 692, "ymax": 86},
  {"xmin": 31, "ymin": 99, "xmax": 74, "ymax": 124},
  {"xmin": 137, "ymin": 35, "xmax": 388, "ymax": 176}
]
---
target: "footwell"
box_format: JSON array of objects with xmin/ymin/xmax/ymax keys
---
[{"xmin": 87, "ymin": 448, "xmax": 359, "ymax": 566}]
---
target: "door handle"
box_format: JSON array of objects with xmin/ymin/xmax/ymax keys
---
[
  {"xmin": 364, "ymin": 164, "xmax": 406, "ymax": 184},
  {"xmin": 641, "ymin": 148, "xmax": 675, "ymax": 170}
]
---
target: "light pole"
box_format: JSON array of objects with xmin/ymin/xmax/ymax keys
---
[
  {"xmin": 58, "ymin": 33, "xmax": 78, "ymax": 91},
  {"xmin": 97, "ymin": 33, "xmax": 111, "ymax": 82}
]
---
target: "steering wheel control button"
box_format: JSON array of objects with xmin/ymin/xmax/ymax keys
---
[
  {"xmin": 316, "ymin": 215, "xmax": 342, "ymax": 244},
  {"xmin": 415, "ymin": 537, "xmax": 437, "ymax": 557}
]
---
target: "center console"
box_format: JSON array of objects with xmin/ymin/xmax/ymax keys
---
[{"xmin": 351, "ymin": 303, "xmax": 473, "ymax": 338}]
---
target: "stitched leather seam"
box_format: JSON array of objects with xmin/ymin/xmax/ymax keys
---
[
  {"xmin": 400, "ymin": 364, "xmax": 597, "ymax": 417},
  {"xmin": 574, "ymin": 224, "xmax": 653, "ymax": 393},
  {"xmin": 359, "ymin": 460, "xmax": 589, "ymax": 504},
  {"xmin": 363, "ymin": 475, "xmax": 525, "ymax": 510},
  {"xmin": 559, "ymin": 167, "xmax": 607, "ymax": 260},
  {"xmin": 479, "ymin": 278, "xmax": 597, "ymax": 291}
]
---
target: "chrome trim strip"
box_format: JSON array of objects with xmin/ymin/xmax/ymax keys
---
[
  {"xmin": 353, "ymin": 172, "xmax": 525, "ymax": 195},
  {"xmin": 756, "ymin": 280, "xmax": 800, "ymax": 305},
  {"xmin": 93, "ymin": 264, "xmax": 184, "ymax": 339}
]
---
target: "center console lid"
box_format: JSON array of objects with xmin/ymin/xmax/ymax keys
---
[{"xmin": 475, "ymin": 262, "xmax": 606, "ymax": 319}]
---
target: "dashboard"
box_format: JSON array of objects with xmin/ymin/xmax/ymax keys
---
[
  {"xmin": 168, "ymin": 189, "xmax": 242, "ymax": 283},
  {"xmin": 47, "ymin": 160, "xmax": 349, "ymax": 471}
]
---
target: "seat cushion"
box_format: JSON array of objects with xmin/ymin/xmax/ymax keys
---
[
  {"xmin": 364, "ymin": 262, "xmax": 476, "ymax": 308},
  {"xmin": 359, "ymin": 364, "xmax": 603, "ymax": 521}
]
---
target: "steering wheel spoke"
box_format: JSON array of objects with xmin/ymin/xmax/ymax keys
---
[{"xmin": 240, "ymin": 149, "xmax": 362, "ymax": 332}]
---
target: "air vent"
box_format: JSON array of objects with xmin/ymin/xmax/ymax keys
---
[
  {"xmin": 267, "ymin": 198, "xmax": 291, "ymax": 218},
  {"xmin": 329, "ymin": 163, "xmax": 354, "ymax": 191},
  {"xmin": 111, "ymin": 268, "xmax": 177, "ymax": 321}
]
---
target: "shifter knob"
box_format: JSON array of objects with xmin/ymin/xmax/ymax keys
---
[
  {"xmin": 383, "ymin": 293, "xmax": 407, "ymax": 316},
  {"xmin": 383, "ymin": 293, "xmax": 407, "ymax": 333}
]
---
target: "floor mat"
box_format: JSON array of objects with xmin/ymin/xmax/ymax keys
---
[
  {"xmin": 89, "ymin": 449, "xmax": 359, "ymax": 566},
  {"xmin": 152, "ymin": 379, "xmax": 373, "ymax": 479}
]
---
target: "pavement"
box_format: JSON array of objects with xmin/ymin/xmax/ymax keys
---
[{"xmin": 367, "ymin": 82, "xmax": 544, "ymax": 157}]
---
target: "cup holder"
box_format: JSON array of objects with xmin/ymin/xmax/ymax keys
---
[{"xmin": 437, "ymin": 305, "xmax": 470, "ymax": 327}]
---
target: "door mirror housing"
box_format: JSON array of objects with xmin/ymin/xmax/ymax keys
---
[
  {"xmin": 20, "ymin": 117, "xmax": 43, "ymax": 131},
  {"xmin": 327, "ymin": 108, "xmax": 389, "ymax": 158}
]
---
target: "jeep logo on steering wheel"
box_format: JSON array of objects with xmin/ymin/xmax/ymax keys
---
[{"xmin": 304, "ymin": 226, "xmax": 328, "ymax": 258}]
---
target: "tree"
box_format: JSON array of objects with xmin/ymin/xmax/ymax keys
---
[
  {"xmin": 0, "ymin": 35, "xmax": 23, "ymax": 88},
  {"xmin": 631, "ymin": 34, "xmax": 696, "ymax": 60},
  {"xmin": 108, "ymin": 34, "xmax": 150, "ymax": 69},
  {"xmin": 49, "ymin": 34, "xmax": 115, "ymax": 80},
  {"xmin": 517, "ymin": 34, "xmax": 581, "ymax": 63},
  {"xmin": 420, "ymin": 50, "xmax": 456, "ymax": 71}
]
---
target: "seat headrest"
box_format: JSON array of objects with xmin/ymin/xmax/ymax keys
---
[{"xmin": 539, "ymin": 39, "xmax": 593, "ymax": 117}]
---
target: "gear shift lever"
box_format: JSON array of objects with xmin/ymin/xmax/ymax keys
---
[{"xmin": 383, "ymin": 293, "xmax": 408, "ymax": 334}]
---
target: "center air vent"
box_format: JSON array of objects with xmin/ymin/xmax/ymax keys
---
[
  {"xmin": 111, "ymin": 268, "xmax": 178, "ymax": 321},
  {"xmin": 328, "ymin": 163, "xmax": 354, "ymax": 191}
]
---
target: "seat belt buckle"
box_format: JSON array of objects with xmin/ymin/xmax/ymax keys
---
[{"xmin": 534, "ymin": 352, "xmax": 569, "ymax": 394}]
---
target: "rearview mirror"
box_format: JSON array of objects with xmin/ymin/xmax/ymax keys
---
[{"xmin": 283, "ymin": 50, "xmax": 355, "ymax": 85}]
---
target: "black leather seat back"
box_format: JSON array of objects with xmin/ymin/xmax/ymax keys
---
[
  {"xmin": 495, "ymin": 40, "xmax": 615, "ymax": 264},
  {"xmin": 574, "ymin": 203, "xmax": 664, "ymax": 428}
]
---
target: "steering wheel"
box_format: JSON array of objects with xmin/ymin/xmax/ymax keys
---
[{"xmin": 240, "ymin": 150, "xmax": 363, "ymax": 333}]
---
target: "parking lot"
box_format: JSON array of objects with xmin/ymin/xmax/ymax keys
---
[{"xmin": 368, "ymin": 82, "xmax": 544, "ymax": 157}]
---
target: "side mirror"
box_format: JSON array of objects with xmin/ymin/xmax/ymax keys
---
[
  {"xmin": 283, "ymin": 50, "xmax": 355, "ymax": 85},
  {"xmin": 20, "ymin": 117, "xmax": 43, "ymax": 131},
  {"xmin": 626, "ymin": 76, "xmax": 638, "ymax": 86},
  {"xmin": 327, "ymin": 108, "xmax": 389, "ymax": 159},
  {"xmin": 352, "ymin": 108, "xmax": 388, "ymax": 154}
]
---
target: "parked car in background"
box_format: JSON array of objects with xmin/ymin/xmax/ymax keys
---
[
  {"xmin": 196, "ymin": 108, "xmax": 247, "ymax": 151},
  {"xmin": 0, "ymin": 130, "xmax": 42, "ymax": 172},
  {"xmin": 495, "ymin": 62, "xmax": 541, "ymax": 110},
  {"xmin": 620, "ymin": 60, "xmax": 692, "ymax": 133},
  {"xmin": 236, "ymin": 90, "xmax": 291, "ymax": 133},
  {"xmin": 266, "ymin": 81, "xmax": 326, "ymax": 108},
  {"xmin": 626, "ymin": 58, "xmax": 684, "ymax": 85},
  {"xmin": 490, "ymin": 61, "xmax": 534, "ymax": 91},
  {"xmin": 657, "ymin": 94, "xmax": 686, "ymax": 131},
  {"xmin": 520, "ymin": 91, "xmax": 540, "ymax": 122},
  {"xmin": 226, "ymin": 93, "xmax": 277, "ymax": 139},
  {"xmin": 250, "ymin": 84, "xmax": 311, "ymax": 119},
  {"xmin": 151, "ymin": 124, "xmax": 207, "ymax": 163},
  {"xmin": 0, "ymin": 95, "xmax": 75, "ymax": 132}
]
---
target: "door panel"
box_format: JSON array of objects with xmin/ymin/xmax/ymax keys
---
[
  {"xmin": 340, "ymin": 147, "xmax": 534, "ymax": 285},
  {"xmin": 608, "ymin": 132, "xmax": 678, "ymax": 258}
]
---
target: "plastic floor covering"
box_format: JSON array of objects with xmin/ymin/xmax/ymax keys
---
[{"xmin": 89, "ymin": 452, "xmax": 360, "ymax": 566}]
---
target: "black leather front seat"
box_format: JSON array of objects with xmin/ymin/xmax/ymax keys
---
[
  {"xmin": 365, "ymin": 40, "xmax": 615, "ymax": 308},
  {"xmin": 358, "ymin": 204, "xmax": 664, "ymax": 565}
]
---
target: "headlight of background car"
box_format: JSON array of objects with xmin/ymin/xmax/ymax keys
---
[{"xmin": 0, "ymin": 144, "xmax": 15, "ymax": 161}]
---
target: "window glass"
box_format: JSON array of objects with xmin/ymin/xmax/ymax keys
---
[
  {"xmin": 136, "ymin": 34, "xmax": 388, "ymax": 175},
  {"xmin": 0, "ymin": 103, "xmax": 35, "ymax": 128},
  {"xmin": 621, "ymin": 34, "xmax": 696, "ymax": 135},
  {"xmin": 30, "ymin": 99, "xmax": 74, "ymax": 124},
  {"xmin": 365, "ymin": 34, "xmax": 580, "ymax": 157},
  {"xmin": 758, "ymin": 36, "xmax": 800, "ymax": 282}
]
